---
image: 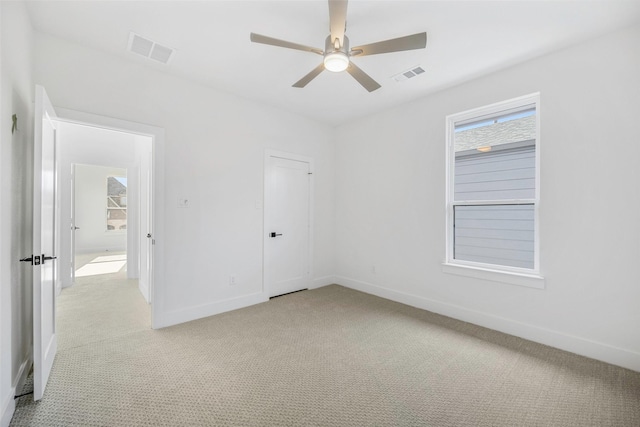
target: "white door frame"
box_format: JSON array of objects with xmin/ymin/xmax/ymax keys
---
[
  {"xmin": 54, "ymin": 108, "xmax": 165, "ymax": 329},
  {"xmin": 263, "ymin": 149, "xmax": 314, "ymax": 297}
]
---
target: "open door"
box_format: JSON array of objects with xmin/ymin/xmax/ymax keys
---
[
  {"xmin": 70, "ymin": 164, "xmax": 77, "ymax": 284},
  {"xmin": 33, "ymin": 85, "xmax": 58, "ymax": 401},
  {"xmin": 144, "ymin": 154, "xmax": 153, "ymax": 303},
  {"xmin": 138, "ymin": 150, "xmax": 152, "ymax": 303}
]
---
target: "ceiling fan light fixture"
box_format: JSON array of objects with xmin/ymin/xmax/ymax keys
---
[
  {"xmin": 249, "ymin": 2, "xmax": 426, "ymax": 90},
  {"xmin": 324, "ymin": 51, "xmax": 349, "ymax": 72}
]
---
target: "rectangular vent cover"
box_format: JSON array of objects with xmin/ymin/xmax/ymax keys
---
[
  {"xmin": 392, "ymin": 66, "xmax": 425, "ymax": 82},
  {"xmin": 128, "ymin": 32, "xmax": 175, "ymax": 64}
]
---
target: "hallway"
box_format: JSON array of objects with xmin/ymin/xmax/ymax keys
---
[{"xmin": 58, "ymin": 253, "xmax": 150, "ymax": 352}]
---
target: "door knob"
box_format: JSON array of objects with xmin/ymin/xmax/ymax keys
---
[
  {"xmin": 73, "ymin": 226, "xmax": 80, "ymax": 230},
  {"xmin": 146, "ymin": 233, "xmax": 152, "ymax": 238},
  {"xmin": 42, "ymin": 255, "xmax": 57, "ymax": 264},
  {"xmin": 270, "ymin": 232, "xmax": 283, "ymax": 238},
  {"xmin": 19, "ymin": 255, "xmax": 40, "ymax": 265}
]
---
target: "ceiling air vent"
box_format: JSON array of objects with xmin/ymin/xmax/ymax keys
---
[
  {"xmin": 392, "ymin": 66, "xmax": 425, "ymax": 83},
  {"xmin": 128, "ymin": 32, "xmax": 175, "ymax": 65}
]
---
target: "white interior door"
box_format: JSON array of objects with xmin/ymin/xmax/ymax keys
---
[
  {"xmin": 70, "ymin": 164, "xmax": 77, "ymax": 283},
  {"xmin": 33, "ymin": 85, "xmax": 58, "ymax": 401},
  {"xmin": 138, "ymin": 152, "xmax": 152, "ymax": 303},
  {"xmin": 147, "ymin": 153, "xmax": 154, "ymax": 302},
  {"xmin": 264, "ymin": 154, "xmax": 311, "ymax": 297}
]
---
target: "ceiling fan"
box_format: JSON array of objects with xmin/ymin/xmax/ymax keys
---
[{"xmin": 250, "ymin": 0, "xmax": 427, "ymax": 92}]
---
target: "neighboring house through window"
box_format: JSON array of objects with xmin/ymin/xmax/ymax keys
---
[
  {"xmin": 445, "ymin": 93, "xmax": 541, "ymax": 286},
  {"xmin": 107, "ymin": 176, "xmax": 127, "ymax": 231}
]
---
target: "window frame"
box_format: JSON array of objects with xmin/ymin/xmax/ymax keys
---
[{"xmin": 444, "ymin": 93, "xmax": 543, "ymax": 288}]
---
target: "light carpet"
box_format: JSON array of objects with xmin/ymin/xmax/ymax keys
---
[{"xmin": 11, "ymin": 280, "xmax": 640, "ymax": 426}]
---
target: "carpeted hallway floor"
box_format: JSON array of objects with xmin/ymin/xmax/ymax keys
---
[{"xmin": 10, "ymin": 275, "xmax": 640, "ymax": 426}]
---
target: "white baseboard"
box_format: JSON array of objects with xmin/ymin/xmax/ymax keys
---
[
  {"xmin": 138, "ymin": 281, "xmax": 150, "ymax": 304},
  {"xmin": 155, "ymin": 276, "xmax": 336, "ymax": 329},
  {"xmin": 2, "ymin": 353, "xmax": 32, "ymax": 427},
  {"xmin": 1, "ymin": 389, "xmax": 15, "ymax": 427},
  {"xmin": 155, "ymin": 292, "xmax": 269, "ymax": 329},
  {"xmin": 310, "ymin": 275, "xmax": 336, "ymax": 289},
  {"xmin": 335, "ymin": 275, "xmax": 640, "ymax": 372}
]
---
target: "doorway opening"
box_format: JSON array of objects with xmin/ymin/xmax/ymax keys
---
[
  {"xmin": 53, "ymin": 109, "xmax": 163, "ymax": 327},
  {"xmin": 72, "ymin": 165, "xmax": 129, "ymax": 281},
  {"xmin": 52, "ymin": 120, "xmax": 155, "ymax": 362}
]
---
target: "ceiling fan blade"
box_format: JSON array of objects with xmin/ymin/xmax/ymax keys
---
[
  {"xmin": 292, "ymin": 63, "xmax": 326, "ymax": 88},
  {"xmin": 346, "ymin": 62, "xmax": 381, "ymax": 92},
  {"xmin": 250, "ymin": 33, "xmax": 323, "ymax": 55},
  {"xmin": 328, "ymin": 0, "xmax": 348, "ymax": 48},
  {"xmin": 351, "ymin": 32, "xmax": 427, "ymax": 57}
]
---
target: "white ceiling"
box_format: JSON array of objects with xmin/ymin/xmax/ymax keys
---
[{"xmin": 26, "ymin": 0, "xmax": 640, "ymax": 126}]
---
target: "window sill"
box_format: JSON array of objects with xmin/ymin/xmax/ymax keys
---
[{"xmin": 442, "ymin": 263, "xmax": 545, "ymax": 289}]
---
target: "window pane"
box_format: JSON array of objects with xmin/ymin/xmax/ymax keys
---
[
  {"xmin": 454, "ymin": 110, "xmax": 536, "ymax": 201},
  {"xmin": 107, "ymin": 176, "xmax": 127, "ymax": 231},
  {"xmin": 454, "ymin": 204, "xmax": 534, "ymax": 269}
]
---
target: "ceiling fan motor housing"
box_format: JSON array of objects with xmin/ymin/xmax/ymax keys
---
[
  {"xmin": 326, "ymin": 34, "xmax": 349, "ymax": 53},
  {"xmin": 324, "ymin": 35, "xmax": 350, "ymax": 72}
]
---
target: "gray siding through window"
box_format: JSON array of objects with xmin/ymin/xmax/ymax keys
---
[
  {"xmin": 454, "ymin": 144, "xmax": 535, "ymax": 201},
  {"xmin": 454, "ymin": 204, "xmax": 534, "ymax": 269},
  {"xmin": 454, "ymin": 143, "xmax": 535, "ymax": 269}
]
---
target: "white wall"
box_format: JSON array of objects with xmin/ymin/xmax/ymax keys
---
[
  {"xmin": 34, "ymin": 32, "xmax": 336, "ymax": 327},
  {"xmin": 334, "ymin": 24, "xmax": 640, "ymax": 371},
  {"xmin": 0, "ymin": 2, "xmax": 33, "ymax": 426},
  {"xmin": 73, "ymin": 164, "xmax": 127, "ymax": 253}
]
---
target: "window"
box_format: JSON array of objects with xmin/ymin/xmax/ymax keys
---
[
  {"xmin": 445, "ymin": 94, "xmax": 541, "ymax": 284},
  {"xmin": 107, "ymin": 176, "xmax": 127, "ymax": 231}
]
